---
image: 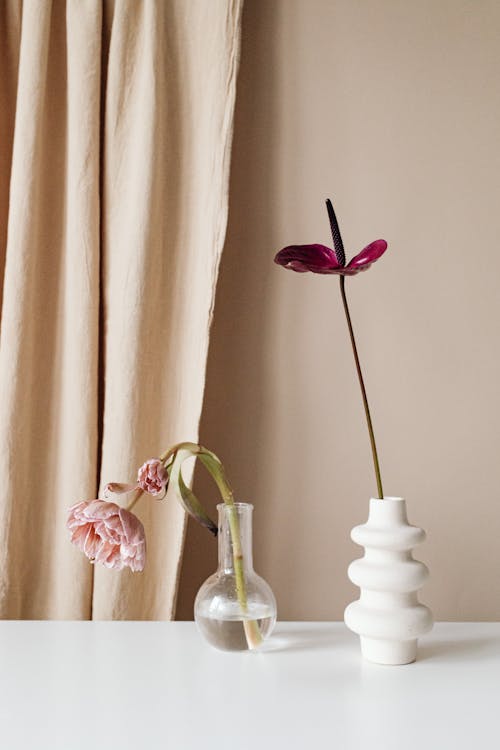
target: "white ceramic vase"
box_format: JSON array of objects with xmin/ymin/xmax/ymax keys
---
[{"xmin": 344, "ymin": 496, "xmax": 433, "ymax": 665}]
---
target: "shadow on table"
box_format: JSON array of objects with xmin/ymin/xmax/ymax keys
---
[
  {"xmin": 418, "ymin": 636, "xmax": 499, "ymax": 662},
  {"xmin": 260, "ymin": 627, "xmax": 346, "ymax": 653},
  {"xmin": 261, "ymin": 628, "xmax": 500, "ymax": 660}
]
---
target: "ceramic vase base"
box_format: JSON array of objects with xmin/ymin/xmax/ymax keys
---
[{"xmin": 360, "ymin": 636, "xmax": 417, "ymax": 665}]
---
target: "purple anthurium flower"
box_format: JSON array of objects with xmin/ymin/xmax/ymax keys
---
[
  {"xmin": 274, "ymin": 200, "xmax": 387, "ymax": 275},
  {"xmin": 274, "ymin": 199, "xmax": 388, "ymax": 499},
  {"xmin": 274, "ymin": 239, "xmax": 387, "ymax": 275}
]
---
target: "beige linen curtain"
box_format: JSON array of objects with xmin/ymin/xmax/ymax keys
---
[{"xmin": 0, "ymin": 0, "xmax": 242, "ymax": 619}]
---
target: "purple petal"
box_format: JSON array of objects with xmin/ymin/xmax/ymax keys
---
[
  {"xmin": 346, "ymin": 240, "xmax": 387, "ymax": 273},
  {"xmin": 288, "ymin": 261, "xmax": 310, "ymax": 273},
  {"xmin": 274, "ymin": 244, "xmax": 342, "ymax": 274}
]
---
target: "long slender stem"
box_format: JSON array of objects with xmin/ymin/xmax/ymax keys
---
[{"xmin": 339, "ymin": 276, "xmax": 384, "ymax": 499}]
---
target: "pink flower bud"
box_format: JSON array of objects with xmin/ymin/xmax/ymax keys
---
[{"xmin": 137, "ymin": 458, "xmax": 168, "ymax": 496}]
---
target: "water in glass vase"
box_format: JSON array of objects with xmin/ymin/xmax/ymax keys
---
[{"xmin": 196, "ymin": 606, "xmax": 275, "ymax": 652}]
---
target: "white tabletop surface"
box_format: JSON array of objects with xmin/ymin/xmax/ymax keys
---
[{"xmin": 0, "ymin": 621, "xmax": 498, "ymax": 749}]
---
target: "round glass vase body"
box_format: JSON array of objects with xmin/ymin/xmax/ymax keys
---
[{"xmin": 194, "ymin": 502, "xmax": 277, "ymax": 651}]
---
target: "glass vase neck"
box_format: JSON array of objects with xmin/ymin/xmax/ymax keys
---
[{"xmin": 217, "ymin": 502, "xmax": 254, "ymax": 573}]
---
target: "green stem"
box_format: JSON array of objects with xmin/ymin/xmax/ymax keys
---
[
  {"xmin": 198, "ymin": 454, "xmax": 263, "ymax": 649},
  {"xmin": 339, "ymin": 276, "xmax": 384, "ymax": 499}
]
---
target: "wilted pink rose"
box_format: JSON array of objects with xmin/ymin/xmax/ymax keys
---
[
  {"xmin": 137, "ymin": 458, "xmax": 168, "ymax": 496},
  {"xmin": 67, "ymin": 499, "xmax": 146, "ymax": 572}
]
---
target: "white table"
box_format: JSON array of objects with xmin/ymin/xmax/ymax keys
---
[{"xmin": 0, "ymin": 622, "xmax": 498, "ymax": 749}]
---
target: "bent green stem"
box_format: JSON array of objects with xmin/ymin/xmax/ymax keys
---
[
  {"xmin": 339, "ymin": 276, "xmax": 384, "ymax": 499},
  {"xmin": 165, "ymin": 443, "xmax": 263, "ymax": 649},
  {"xmin": 121, "ymin": 442, "xmax": 262, "ymax": 648}
]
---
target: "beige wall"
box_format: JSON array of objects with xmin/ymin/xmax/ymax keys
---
[{"xmin": 176, "ymin": 0, "xmax": 500, "ymax": 621}]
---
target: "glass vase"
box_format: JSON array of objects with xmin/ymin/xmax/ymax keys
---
[{"xmin": 194, "ymin": 502, "xmax": 277, "ymax": 651}]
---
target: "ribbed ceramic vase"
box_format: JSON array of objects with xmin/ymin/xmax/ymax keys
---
[{"xmin": 344, "ymin": 497, "xmax": 433, "ymax": 665}]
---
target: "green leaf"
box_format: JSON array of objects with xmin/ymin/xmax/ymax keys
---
[{"xmin": 168, "ymin": 448, "xmax": 218, "ymax": 536}]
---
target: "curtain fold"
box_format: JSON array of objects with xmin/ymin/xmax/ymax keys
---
[{"xmin": 0, "ymin": 0, "xmax": 242, "ymax": 620}]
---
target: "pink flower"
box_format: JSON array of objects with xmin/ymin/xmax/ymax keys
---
[
  {"xmin": 137, "ymin": 458, "xmax": 168, "ymax": 496},
  {"xmin": 67, "ymin": 499, "xmax": 146, "ymax": 572}
]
